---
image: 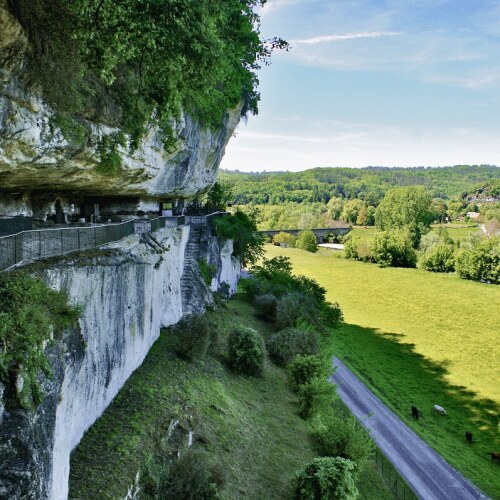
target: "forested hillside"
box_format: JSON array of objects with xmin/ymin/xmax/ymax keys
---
[
  {"xmin": 221, "ymin": 165, "xmax": 499, "ymax": 205},
  {"xmin": 221, "ymin": 166, "xmax": 500, "ymax": 230}
]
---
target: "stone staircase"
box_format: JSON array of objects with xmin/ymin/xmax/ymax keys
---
[{"xmin": 180, "ymin": 222, "xmax": 209, "ymax": 315}]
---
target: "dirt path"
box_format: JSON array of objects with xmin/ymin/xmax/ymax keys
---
[{"xmin": 331, "ymin": 357, "xmax": 489, "ymax": 500}]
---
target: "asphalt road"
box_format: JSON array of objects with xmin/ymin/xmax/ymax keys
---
[{"xmin": 331, "ymin": 357, "xmax": 489, "ymax": 500}]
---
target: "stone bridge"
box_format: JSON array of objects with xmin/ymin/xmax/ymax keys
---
[{"xmin": 259, "ymin": 226, "xmax": 351, "ymax": 243}]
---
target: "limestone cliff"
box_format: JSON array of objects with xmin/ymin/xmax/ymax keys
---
[
  {"xmin": 0, "ymin": 4, "xmax": 244, "ymax": 498},
  {"xmin": 0, "ymin": 222, "xmax": 240, "ymax": 499},
  {"xmin": 0, "ymin": 1, "xmax": 241, "ymax": 215}
]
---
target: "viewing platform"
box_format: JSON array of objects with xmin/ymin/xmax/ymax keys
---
[{"xmin": 0, "ymin": 213, "xmax": 228, "ymax": 272}]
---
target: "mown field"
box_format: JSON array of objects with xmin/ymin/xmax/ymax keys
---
[
  {"xmin": 265, "ymin": 244, "xmax": 500, "ymax": 498},
  {"xmin": 70, "ymin": 295, "xmax": 392, "ymax": 499}
]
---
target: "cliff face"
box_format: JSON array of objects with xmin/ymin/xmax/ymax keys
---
[
  {"xmin": 0, "ymin": 1, "xmax": 241, "ymax": 214},
  {"xmin": 0, "ymin": 4, "xmax": 244, "ymax": 498},
  {"xmin": 0, "ymin": 223, "xmax": 240, "ymax": 500}
]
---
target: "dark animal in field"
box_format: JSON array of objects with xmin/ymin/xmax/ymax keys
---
[
  {"xmin": 491, "ymin": 452, "xmax": 500, "ymax": 463},
  {"xmin": 465, "ymin": 431, "xmax": 473, "ymax": 444},
  {"xmin": 411, "ymin": 405, "xmax": 421, "ymax": 420}
]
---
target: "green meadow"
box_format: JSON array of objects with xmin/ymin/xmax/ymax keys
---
[{"xmin": 265, "ymin": 244, "xmax": 500, "ymax": 498}]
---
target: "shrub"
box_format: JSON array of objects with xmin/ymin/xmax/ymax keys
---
[
  {"xmin": 294, "ymin": 457, "xmax": 359, "ymax": 500},
  {"xmin": 419, "ymin": 243, "xmax": 455, "ymax": 272},
  {"xmin": 310, "ymin": 407, "xmax": 375, "ymax": 472},
  {"xmin": 0, "ymin": 272, "xmax": 81, "ymax": 408},
  {"xmin": 289, "ymin": 355, "xmax": 324, "ymax": 389},
  {"xmin": 370, "ymin": 229, "xmax": 417, "ymax": 268},
  {"xmin": 267, "ymin": 328, "xmax": 320, "ymax": 367},
  {"xmin": 169, "ymin": 314, "xmax": 212, "ymax": 361},
  {"xmin": 275, "ymin": 292, "xmax": 319, "ymax": 330},
  {"xmin": 246, "ymin": 257, "xmax": 343, "ymax": 331},
  {"xmin": 273, "ymin": 231, "xmax": 297, "ymax": 248},
  {"xmin": 198, "ymin": 259, "xmax": 217, "ymax": 286},
  {"xmin": 160, "ymin": 449, "xmax": 224, "ymax": 500},
  {"xmin": 455, "ymin": 235, "xmax": 500, "ymax": 284},
  {"xmin": 296, "ymin": 230, "xmax": 318, "ymax": 253},
  {"xmin": 250, "ymin": 257, "xmax": 327, "ymax": 302},
  {"xmin": 319, "ymin": 302, "xmax": 343, "ymax": 330},
  {"xmin": 253, "ymin": 293, "xmax": 278, "ymax": 321},
  {"xmin": 227, "ymin": 326, "xmax": 266, "ymax": 376},
  {"xmin": 213, "ymin": 210, "xmax": 264, "ymax": 266},
  {"xmin": 239, "ymin": 277, "xmax": 266, "ymax": 301},
  {"xmin": 297, "ymin": 378, "xmax": 335, "ymax": 420},
  {"xmin": 343, "ymin": 235, "xmax": 373, "ymax": 262}
]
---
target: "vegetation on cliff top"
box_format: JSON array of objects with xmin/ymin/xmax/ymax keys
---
[{"xmin": 9, "ymin": 0, "xmax": 286, "ymax": 146}]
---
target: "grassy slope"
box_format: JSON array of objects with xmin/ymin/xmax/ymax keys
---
[
  {"xmin": 265, "ymin": 244, "xmax": 500, "ymax": 498},
  {"xmin": 70, "ymin": 295, "xmax": 392, "ymax": 499}
]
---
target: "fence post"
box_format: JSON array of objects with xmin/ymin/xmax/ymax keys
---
[
  {"xmin": 38, "ymin": 231, "xmax": 42, "ymax": 259},
  {"xmin": 61, "ymin": 229, "xmax": 64, "ymax": 255}
]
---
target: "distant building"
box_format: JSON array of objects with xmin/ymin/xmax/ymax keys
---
[{"xmin": 466, "ymin": 212, "xmax": 481, "ymax": 220}]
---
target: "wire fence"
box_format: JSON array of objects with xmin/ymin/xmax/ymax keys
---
[
  {"xmin": 0, "ymin": 215, "xmax": 187, "ymax": 272},
  {"xmin": 373, "ymin": 448, "xmax": 418, "ymax": 500}
]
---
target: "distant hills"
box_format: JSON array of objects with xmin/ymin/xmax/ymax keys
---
[{"xmin": 221, "ymin": 165, "xmax": 500, "ymax": 205}]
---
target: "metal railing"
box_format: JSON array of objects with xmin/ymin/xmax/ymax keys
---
[
  {"xmin": 373, "ymin": 449, "xmax": 417, "ymax": 500},
  {"xmin": 186, "ymin": 211, "xmax": 229, "ymax": 226},
  {"xmin": 0, "ymin": 215, "xmax": 187, "ymax": 272}
]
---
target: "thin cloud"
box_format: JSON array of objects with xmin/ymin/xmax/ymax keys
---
[
  {"xmin": 292, "ymin": 31, "xmax": 403, "ymax": 45},
  {"xmin": 260, "ymin": 0, "xmax": 301, "ymax": 14}
]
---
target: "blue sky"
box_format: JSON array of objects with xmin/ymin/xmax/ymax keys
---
[{"xmin": 220, "ymin": 0, "xmax": 500, "ymax": 172}]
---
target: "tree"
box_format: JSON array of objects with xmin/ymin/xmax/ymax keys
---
[
  {"xmin": 204, "ymin": 181, "xmax": 233, "ymax": 212},
  {"xmin": 455, "ymin": 235, "xmax": 500, "ymax": 284},
  {"xmin": 375, "ymin": 186, "xmax": 433, "ymax": 247},
  {"xmin": 296, "ymin": 230, "xmax": 318, "ymax": 253},
  {"xmin": 365, "ymin": 206, "xmax": 376, "ymax": 226},
  {"xmin": 273, "ymin": 232, "xmax": 296, "ymax": 247},
  {"xmin": 327, "ymin": 197, "xmax": 344, "ymax": 220},
  {"xmin": 341, "ymin": 199, "xmax": 364, "ymax": 225},
  {"xmin": 212, "ymin": 209, "xmax": 264, "ymax": 265},
  {"xmin": 11, "ymin": 0, "xmax": 288, "ymax": 146},
  {"xmin": 355, "ymin": 205, "xmax": 367, "ymax": 226},
  {"xmin": 370, "ymin": 229, "xmax": 417, "ymax": 268},
  {"xmin": 294, "ymin": 457, "xmax": 359, "ymax": 500}
]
